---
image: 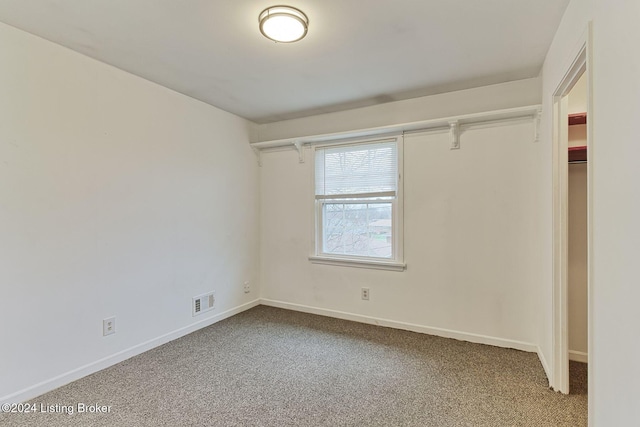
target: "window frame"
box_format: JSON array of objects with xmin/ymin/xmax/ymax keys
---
[{"xmin": 309, "ymin": 136, "xmax": 405, "ymax": 271}]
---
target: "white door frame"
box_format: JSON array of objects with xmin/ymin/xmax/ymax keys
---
[{"xmin": 551, "ymin": 25, "xmax": 592, "ymax": 396}]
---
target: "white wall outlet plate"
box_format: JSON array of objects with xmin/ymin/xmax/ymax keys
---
[
  {"xmin": 103, "ymin": 317, "xmax": 116, "ymax": 336},
  {"xmin": 361, "ymin": 287, "xmax": 370, "ymax": 300},
  {"xmin": 244, "ymin": 281, "xmax": 250, "ymax": 293}
]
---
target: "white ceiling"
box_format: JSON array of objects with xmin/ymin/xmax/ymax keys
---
[{"xmin": 0, "ymin": 1, "xmax": 569, "ymax": 123}]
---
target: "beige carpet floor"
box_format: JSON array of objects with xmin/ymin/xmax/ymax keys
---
[{"xmin": 1, "ymin": 306, "xmax": 587, "ymax": 426}]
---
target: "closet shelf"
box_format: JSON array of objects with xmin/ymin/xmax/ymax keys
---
[
  {"xmin": 569, "ymin": 145, "xmax": 587, "ymax": 163},
  {"xmin": 569, "ymin": 113, "xmax": 587, "ymax": 126}
]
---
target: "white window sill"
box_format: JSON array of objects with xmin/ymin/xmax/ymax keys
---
[{"xmin": 308, "ymin": 255, "xmax": 406, "ymax": 272}]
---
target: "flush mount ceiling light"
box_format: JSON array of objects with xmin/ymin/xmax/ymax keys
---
[{"xmin": 259, "ymin": 6, "xmax": 309, "ymax": 43}]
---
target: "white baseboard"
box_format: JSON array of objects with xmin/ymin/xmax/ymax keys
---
[
  {"xmin": 0, "ymin": 299, "xmax": 260, "ymax": 405},
  {"xmin": 4, "ymin": 298, "xmax": 551, "ymax": 406},
  {"xmin": 569, "ymin": 350, "xmax": 588, "ymax": 363},
  {"xmin": 260, "ymin": 298, "xmax": 538, "ymax": 353}
]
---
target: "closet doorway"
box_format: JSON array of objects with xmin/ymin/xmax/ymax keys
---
[
  {"xmin": 551, "ymin": 32, "xmax": 592, "ymax": 398},
  {"xmin": 567, "ymin": 74, "xmax": 588, "ymax": 393}
]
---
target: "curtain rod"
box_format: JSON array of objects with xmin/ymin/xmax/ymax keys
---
[{"xmin": 250, "ymin": 105, "xmax": 542, "ymax": 151}]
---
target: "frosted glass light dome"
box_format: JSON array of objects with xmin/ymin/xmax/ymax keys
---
[{"xmin": 259, "ymin": 6, "xmax": 309, "ymax": 43}]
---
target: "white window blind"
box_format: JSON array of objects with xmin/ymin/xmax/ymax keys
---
[{"xmin": 315, "ymin": 140, "xmax": 398, "ymax": 199}]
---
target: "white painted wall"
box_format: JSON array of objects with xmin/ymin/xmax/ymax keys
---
[
  {"xmin": 538, "ymin": 0, "xmax": 593, "ymax": 388},
  {"xmin": 0, "ymin": 22, "xmax": 260, "ymax": 403},
  {"xmin": 260, "ymin": 117, "xmax": 545, "ymax": 352},
  {"xmin": 591, "ymin": 0, "xmax": 640, "ymax": 424},
  {"xmin": 254, "ymin": 78, "xmax": 541, "ymax": 142}
]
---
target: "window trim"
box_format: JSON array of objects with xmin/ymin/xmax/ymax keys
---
[
  {"xmin": 309, "ymin": 136, "xmax": 405, "ymax": 271},
  {"xmin": 308, "ymin": 255, "xmax": 406, "ymax": 271}
]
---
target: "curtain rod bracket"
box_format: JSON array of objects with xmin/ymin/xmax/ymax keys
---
[
  {"xmin": 534, "ymin": 108, "xmax": 542, "ymax": 142},
  {"xmin": 251, "ymin": 145, "xmax": 262, "ymax": 167},
  {"xmin": 293, "ymin": 140, "xmax": 305, "ymax": 163},
  {"xmin": 449, "ymin": 121, "xmax": 460, "ymax": 150}
]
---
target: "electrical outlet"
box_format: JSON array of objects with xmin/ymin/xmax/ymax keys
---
[
  {"xmin": 361, "ymin": 287, "xmax": 370, "ymax": 300},
  {"xmin": 244, "ymin": 281, "xmax": 250, "ymax": 293},
  {"xmin": 103, "ymin": 317, "xmax": 116, "ymax": 336}
]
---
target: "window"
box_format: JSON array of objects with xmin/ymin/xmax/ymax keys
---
[{"xmin": 310, "ymin": 138, "xmax": 405, "ymax": 271}]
